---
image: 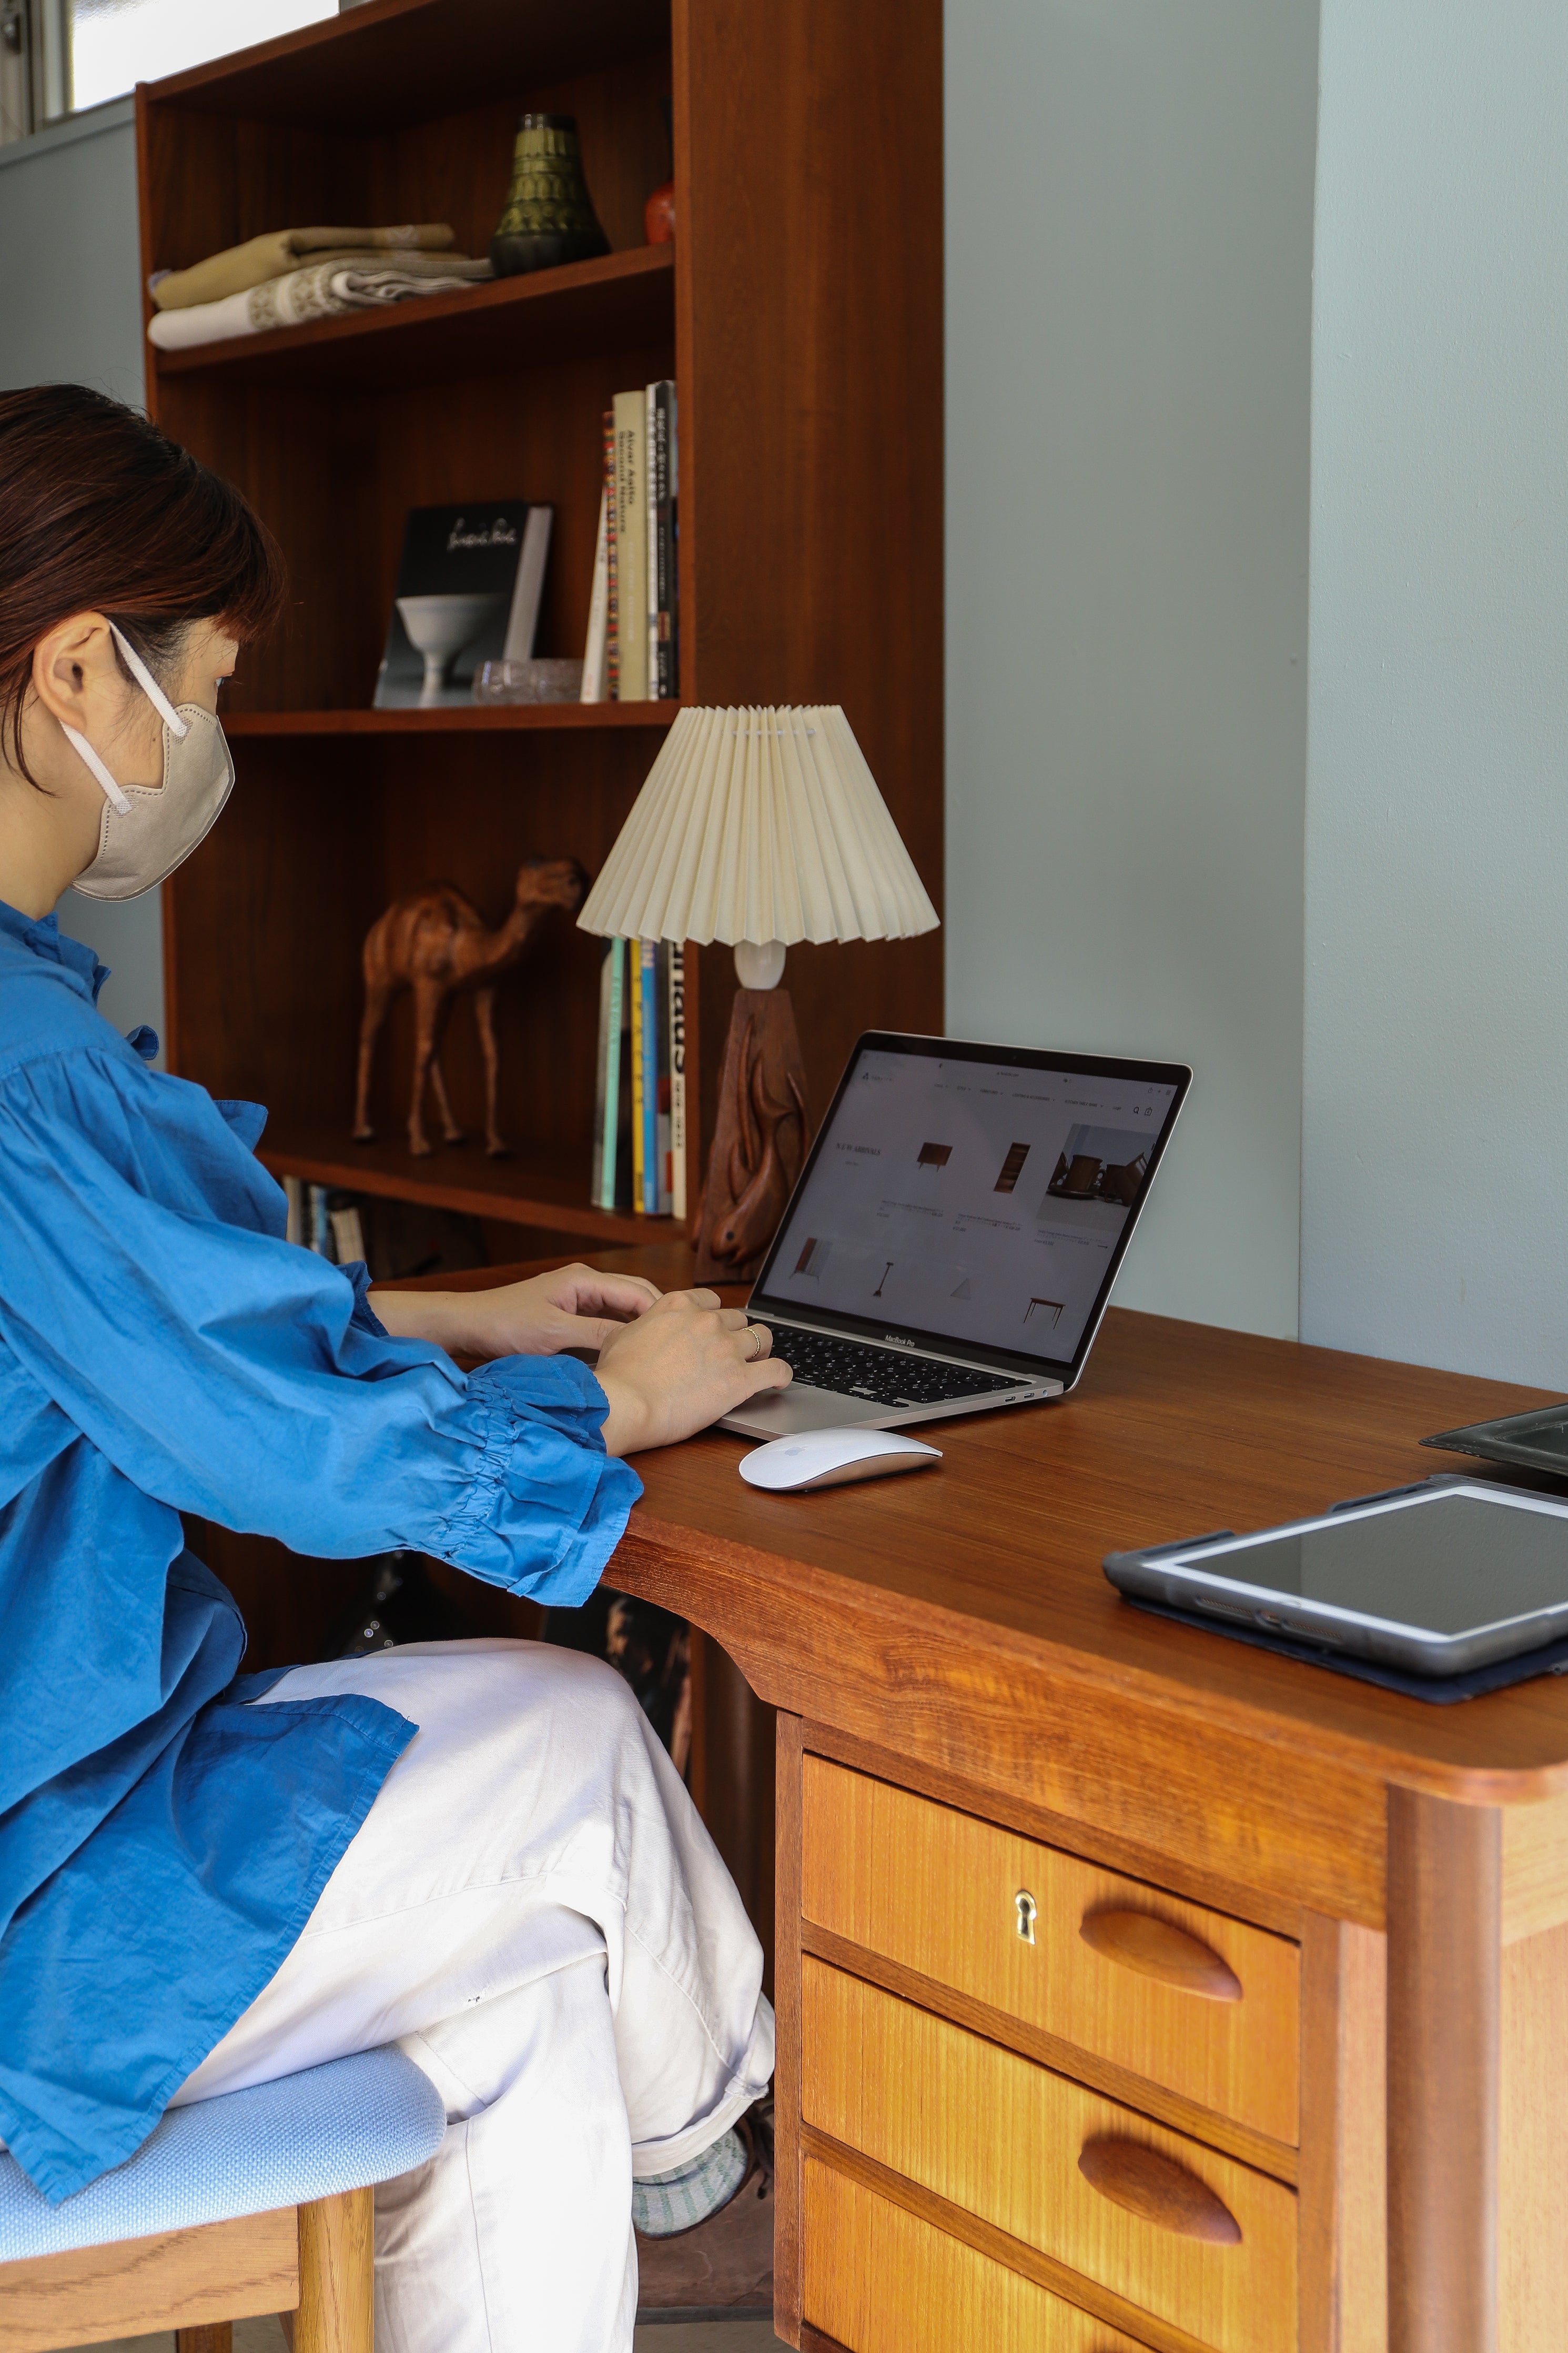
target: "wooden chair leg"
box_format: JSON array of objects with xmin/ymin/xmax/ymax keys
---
[
  {"xmin": 296, "ymin": 2187, "xmax": 374, "ymax": 2353},
  {"xmin": 176, "ymin": 2330, "xmax": 234, "ymax": 2353}
]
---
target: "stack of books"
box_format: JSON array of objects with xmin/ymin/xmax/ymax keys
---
[
  {"xmin": 591, "ymin": 938, "xmax": 686, "ymax": 1216},
  {"xmin": 284, "ymin": 1178, "xmax": 367, "ymax": 1265},
  {"xmin": 582, "ymin": 380, "xmax": 678, "ymax": 701}
]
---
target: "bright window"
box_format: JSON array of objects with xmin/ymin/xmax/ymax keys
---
[
  {"xmin": 66, "ymin": 0, "xmax": 336, "ymax": 110},
  {"xmin": 0, "ymin": 0, "xmax": 339, "ymax": 140}
]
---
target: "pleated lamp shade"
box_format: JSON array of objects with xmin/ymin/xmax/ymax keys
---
[{"xmin": 575, "ymin": 705, "xmax": 939, "ymax": 945}]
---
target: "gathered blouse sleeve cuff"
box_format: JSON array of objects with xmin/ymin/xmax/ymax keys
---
[
  {"xmin": 343, "ymin": 1261, "xmax": 389, "ymax": 1339},
  {"xmin": 432, "ymin": 1356, "xmax": 641, "ymax": 1607}
]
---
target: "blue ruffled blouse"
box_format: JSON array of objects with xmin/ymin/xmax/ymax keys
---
[{"xmin": 0, "ymin": 900, "xmax": 641, "ymax": 2201}]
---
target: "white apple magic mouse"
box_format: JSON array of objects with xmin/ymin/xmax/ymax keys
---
[{"xmin": 738, "ymin": 1427, "xmax": 943, "ymax": 1493}]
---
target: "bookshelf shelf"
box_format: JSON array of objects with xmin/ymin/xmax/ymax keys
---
[
  {"xmin": 258, "ymin": 1125, "xmax": 674, "ymax": 1244},
  {"xmin": 224, "ymin": 702, "xmax": 680, "ymax": 738},
  {"xmin": 153, "ymin": 246, "xmax": 675, "ymax": 393}
]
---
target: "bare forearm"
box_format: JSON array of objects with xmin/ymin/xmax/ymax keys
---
[
  {"xmin": 369, "ymin": 1274, "xmax": 791, "ymax": 1441},
  {"xmin": 369, "ymin": 1264, "xmax": 665, "ymax": 1363},
  {"xmin": 369, "ymin": 1288, "xmax": 479, "ymax": 1355}
]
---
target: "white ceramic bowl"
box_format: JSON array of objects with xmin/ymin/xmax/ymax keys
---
[{"xmin": 396, "ymin": 592, "xmax": 508, "ymax": 701}]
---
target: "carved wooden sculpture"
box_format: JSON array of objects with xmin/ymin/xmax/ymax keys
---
[
  {"xmin": 353, "ymin": 857, "xmax": 586, "ymax": 1158},
  {"xmin": 694, "ymin": 988, "xmax": 813, "ymax": 1283}
]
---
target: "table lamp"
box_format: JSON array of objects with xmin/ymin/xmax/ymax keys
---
[{"xmin": 578, "ymin": 703, "xmax": 939, "ymax": 1280}]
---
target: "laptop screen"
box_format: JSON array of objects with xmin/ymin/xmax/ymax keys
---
[{"xmin": 750, "ymin": 1035, "xmax": 1190, "ymax": 1379}]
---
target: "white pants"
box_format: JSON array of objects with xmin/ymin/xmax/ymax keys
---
[{"xmin": 173, "ymin": 1641, "xmax": 775, "ymax": 2353}]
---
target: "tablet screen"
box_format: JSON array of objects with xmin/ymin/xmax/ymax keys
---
[{"xmin": 1170, "ymin": 1488, "xmax": 1568, "ymax": 1637}]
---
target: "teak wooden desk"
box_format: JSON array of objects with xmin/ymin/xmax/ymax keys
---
[
  {"xmin": 399, "ymin": 1252, "xmax": 1568, "ymax": 2351},
  {"xmin": 613, "ymin": 1291, "xmax": 1568, "ymax": 2353}
]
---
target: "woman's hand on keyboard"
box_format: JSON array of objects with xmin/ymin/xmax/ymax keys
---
[{"xmin": 595, "ymin": 1290, "xmax": 791, "ymax": 1455}]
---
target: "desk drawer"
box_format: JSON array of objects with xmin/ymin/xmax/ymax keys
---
[
  {"xmin": 803, "ymin": 2158, "xmax": 1156, "ymax": 2352},
  {"xmin": 802, "ymin": 1757, "xmax": 1299, "ymax": 2146},
  {"xmin": 803, "ymin": 1960, "xmax": 1296, "ymax": 2353}
]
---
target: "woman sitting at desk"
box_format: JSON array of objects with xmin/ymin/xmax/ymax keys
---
[{"xmin": 0, "ymin": 385, "xmax": 791, "ymax": 2353}]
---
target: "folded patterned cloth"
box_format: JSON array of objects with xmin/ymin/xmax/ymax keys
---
[
  {"xmin": 150, "ymin": 224, "xmax": 456, "ymax": 311},
  {"xmin": 147, "ymin": 254, "xmax": 494, "ymax": 352}
]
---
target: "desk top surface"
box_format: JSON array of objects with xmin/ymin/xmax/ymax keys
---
[{"xmin": 413, "ymin": 1245, "xmax": 1568, "ymax": 1796}]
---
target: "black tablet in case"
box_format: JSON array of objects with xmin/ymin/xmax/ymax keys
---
[
  {"xmin": 1422, "ymin": 1404, "xmax": 1568, "ymax": 1482},
  {"xmin": 1104, "ymin": 1475, "xmax": 1568, "ymax": 1677}
]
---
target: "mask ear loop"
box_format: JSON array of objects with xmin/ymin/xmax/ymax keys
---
[
  {"xmin": 60, "ymin": 723, "xmax": 132, "ymax": 816},
  {"xmin": 107, "ymin": 621, "xmax": 189, "ymax": 742},
  {"xmin": 59, "ymin": 620, "xmax": 190, "ymax": 818}
]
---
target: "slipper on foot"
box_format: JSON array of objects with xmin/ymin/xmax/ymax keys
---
[{"xmin": 634, "ymin": 2098, "xmax": 774, "ymax": 2316}]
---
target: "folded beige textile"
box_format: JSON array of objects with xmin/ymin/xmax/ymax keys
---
[
  {"xmin": 146, "ymin": 255, "xmax": 494, "ymax": 353},
  {"xmin": 151, "ymin": 224, "xmax": 456, "ymax": 311}
]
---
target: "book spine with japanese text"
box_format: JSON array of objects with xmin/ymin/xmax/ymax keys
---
[
  {"xmin": 645, "ymin": 383, "xmax": 659, "ymax": 700},
  {"xmin": 666, "ymin": 941, "xmax": 685, "ymax": 1219},
  {"xmin": 639, "ymin": 938, "xmax": 659, "ymax": 1213},
  {"xmin": 654, "ymin": 940, "xmax": 673, "ymax": 1215},
  {"xmin": 650, "ymin": 380, "xmax": 678, "ymax": 697},
  {"xmin": 602, "ymin": 408, "xmax": 619, "ymax": 701},
  {"xmin": 629, "ymin": 937, "xmax": 645, "ymax": 1209},
  {"xmin": 612, "ymin": 389, "xmax": 649, "ymax": 701},
  {"xmin": 613, "ymin": 957, "xmax": 634, "ymax": 1210},
  {"xmin": 591, "ymin": 938, "xmax": 618, "ymax": 1202}
]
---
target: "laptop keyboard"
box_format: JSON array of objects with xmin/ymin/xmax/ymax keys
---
[{"xmin": 761, "ymin": 1325, "xmax": 1027, "ymax": 1409}]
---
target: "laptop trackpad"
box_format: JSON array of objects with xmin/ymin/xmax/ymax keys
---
[{"xmin": 718, "ymin": 1386, "xmax": 884, "ymax": 1440}]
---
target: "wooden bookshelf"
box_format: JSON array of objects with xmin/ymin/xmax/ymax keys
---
[
  {"xmin": 138, "ymin": 0, "xmax": 943, "ymax": 1898},
  {"xmin": 140, "ymin": 0, "xmax": 941, "ymax": 1240}
]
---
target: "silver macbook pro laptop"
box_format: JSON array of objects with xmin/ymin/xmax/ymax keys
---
[{"xmin": 721, "ymin": 1032, "xmax": 1191, "ymax": 1440}]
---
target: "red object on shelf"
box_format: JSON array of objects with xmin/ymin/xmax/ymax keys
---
[{"xmin": 645, "ymin": 180, "xmax": 675, "ymax": 245}]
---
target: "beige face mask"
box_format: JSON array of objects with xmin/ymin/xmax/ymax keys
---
[{"xmin": 65, "ymin": 624, "xmax": 235, "ymax": 903}]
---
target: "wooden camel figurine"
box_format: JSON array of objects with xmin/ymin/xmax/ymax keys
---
[{"xmin": 353, "ymin": 857, "xmax": 586, "ymax": 1158}]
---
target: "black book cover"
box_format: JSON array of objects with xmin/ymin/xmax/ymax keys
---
[
  {"xmin": 590, "ymin": 939, "xmax": 613, "ymax": 1207},
  {"xmin": 612, "ymin": 963, "xmax": 635, "ymax": 1212},
  {"xmin": 651, "ymin": 382, "xmax": 678, "ymax": 698},
  {"xmin": 373, "ymin": 501, "xmax": 532, "ymax": 708}
]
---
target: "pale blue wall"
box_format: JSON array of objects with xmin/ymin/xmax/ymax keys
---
[
  {"xmin": 1300, "ymin": 0, "xmax": 1568, "ymax": 1384},
  {"xmin": 0, "ymin": 97, "xmax": 166, "ymax": 1049},
  {"xmin": 945, "ymin": 0, "xmax": 1320, "ymax": 1339}
]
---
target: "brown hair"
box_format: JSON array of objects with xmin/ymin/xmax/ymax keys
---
[{"xmin": 0, "ymin": 384, "xmax": 286, "ymax": 785}]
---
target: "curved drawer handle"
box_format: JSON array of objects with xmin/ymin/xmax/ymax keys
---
[
  {"xmin": 1078, "ymin": 2137, "xmax": 1242, "ymax": 2244},
  {"xmin": 1079, "ymin": 1907, "xmax": 1242, "ymax": 2002}
]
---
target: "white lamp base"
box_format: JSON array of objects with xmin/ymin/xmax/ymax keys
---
[{"xmin": 733, "ymin": 940, "xmax": 786, "ymax": 990}]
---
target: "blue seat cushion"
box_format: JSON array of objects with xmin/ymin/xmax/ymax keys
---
[{"xmin": 0, "ymin": 2047, "xmax": 445, "ymax": 2261}]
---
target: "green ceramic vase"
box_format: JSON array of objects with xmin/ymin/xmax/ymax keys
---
[{"xmin": 490, "ymin": 113, "xmax": 610, "ymax": 277}]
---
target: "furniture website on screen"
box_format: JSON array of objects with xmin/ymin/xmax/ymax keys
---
[{"xmin": 767, "ymin": 1050, "xmax": 1178, "ymax": 1359}]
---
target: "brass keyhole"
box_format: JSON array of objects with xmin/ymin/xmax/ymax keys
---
[{"xmin": 1015, "ymin": 1889, "xmax": 1038, "ymax": 1945}]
